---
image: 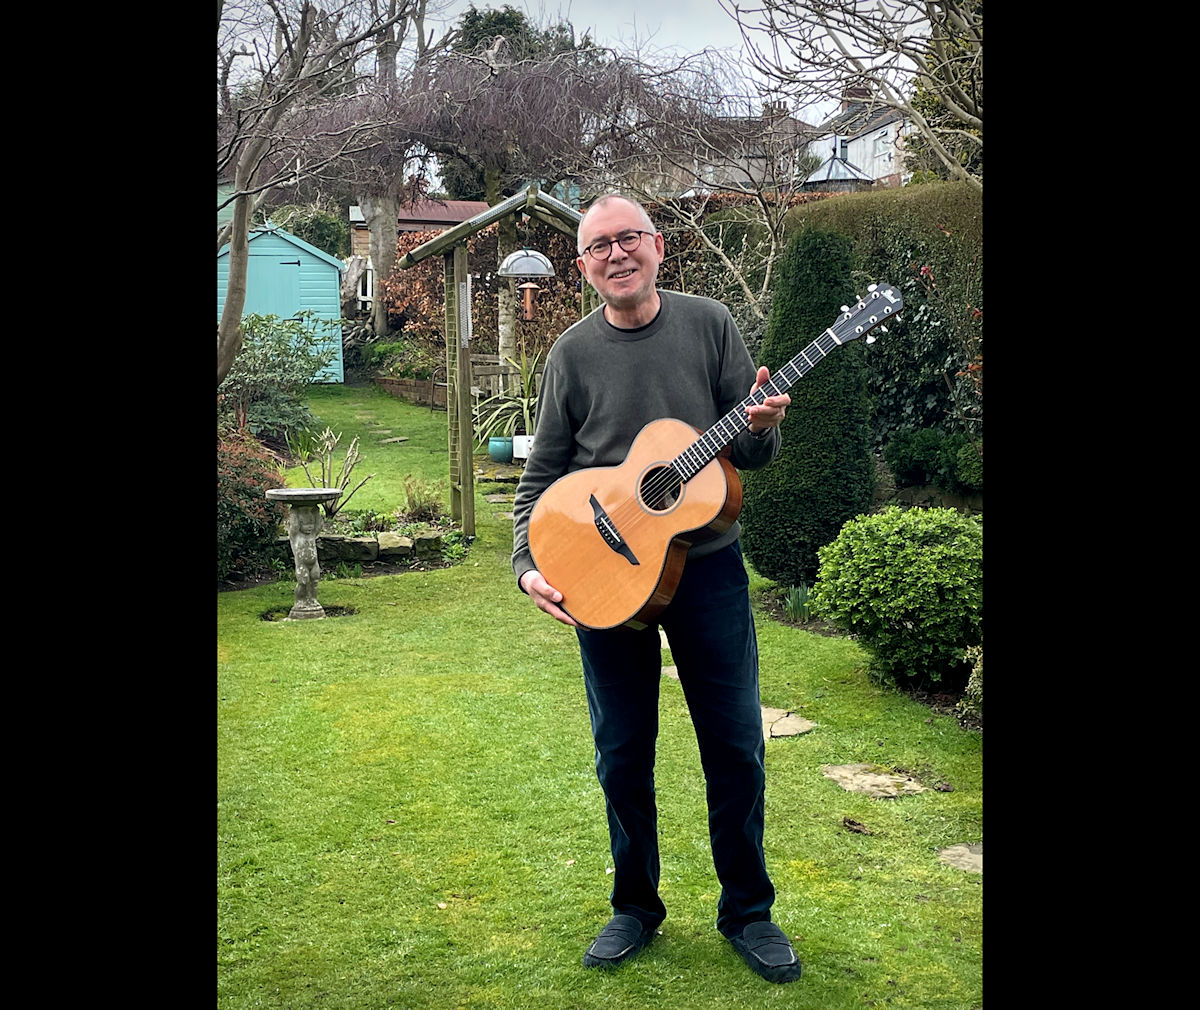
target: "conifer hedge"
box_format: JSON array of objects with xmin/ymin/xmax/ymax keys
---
[{"xmin": 739, "ymin": 227, "xmax": 875, "ymax": 586}]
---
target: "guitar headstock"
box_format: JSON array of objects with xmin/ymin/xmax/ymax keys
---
[{"xmin": 834, "ymin": 282, "xmax": 903, "ymax": 345}]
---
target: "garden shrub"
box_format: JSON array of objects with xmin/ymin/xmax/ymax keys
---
[
  {"xmin": 740, "ymin": 227, "xmax": 875, "ymax": 586},
  {"xmin": 218, "ymin": 430, "xmax": 286, "ymax": 583},
  {"xmin": 954, "ymin": 439, "xmax": 983, "ymax": 492},
  {"xmin": 884, "ymin": 427, "xmax": 982, "ymax": 495},
  {"xmin": 217, "ymin": 312, "xmax": 339, "ymax": 442},
  {"xmin": 813, "ymin": 505, "xmax": 982, "ymax": 689},
  {"xmin": 958, "ymin": 642, "xmax": 983, "ymax": 719}
]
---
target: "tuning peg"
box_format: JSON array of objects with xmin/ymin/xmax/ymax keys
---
[
  {"xmin": 840, "ymin": 305, "xmax": 850, "ymax": 313},
  {"xmin": 879, "ymin": 325, "xmax": 888, "ymax": 333},
  {"xmin": 865, "ymin": 335, "xmax": 876, "ymax": 344},
  {"xmin": 867, "ymin": 283, "xmax": 877, "ymax": 292}
]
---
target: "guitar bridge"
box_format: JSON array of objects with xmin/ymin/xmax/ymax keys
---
[{"xmin": 590, "ymin": 494, "xmax": 639, "ymax": 566}]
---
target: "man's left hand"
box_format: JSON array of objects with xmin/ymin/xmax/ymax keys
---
[{"xmin": 746, "ymin": 366, "xmax": 790, "ymax": 432}]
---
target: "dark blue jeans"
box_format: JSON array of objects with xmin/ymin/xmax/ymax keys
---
[{"xmin": 575, "ymin": 541, "xmax": 775, "ymax": 939}]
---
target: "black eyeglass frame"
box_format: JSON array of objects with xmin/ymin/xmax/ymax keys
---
[{"xmin": 581, "ymin": 230, "xmax": 656, "ymax": 260}]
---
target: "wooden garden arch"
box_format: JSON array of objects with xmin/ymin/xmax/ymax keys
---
[{"xmin": 396, "ymin": 183, "xmax": 599, "ymax": 536}]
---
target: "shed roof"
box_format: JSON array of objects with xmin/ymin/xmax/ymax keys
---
[{"xmin": 217, "ymin": 224, "xmax": 345, "ymax": 273}]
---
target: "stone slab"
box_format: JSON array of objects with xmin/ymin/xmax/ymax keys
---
[
  {"xmin": 380, "ymin": 437, "xmax": 409, "ymax": 444},
  {"xmin": 821, "ymin": 763, "xmax": 927, "ymax": 799},
  {"xmin": 762, "ymin": 708, "xmax": 815, "ymax": 740},
  {"xmin": 377, "ymin": 532, "xmax": 414, "ymax": 557},
  {"xmin": 938, "ymin": 842, "xmax": 982, "ymax": 873}
]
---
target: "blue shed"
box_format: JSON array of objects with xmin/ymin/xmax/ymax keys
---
[{"xmin": 217, "ymin": 225, "xmax": 345, "ymax": 382}]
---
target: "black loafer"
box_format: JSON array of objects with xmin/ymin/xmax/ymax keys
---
[
  {"xmin": 582, "ymin": 914, "xmax": 656, "ymax": 969},
  {"xmin": 729, "ymin": 921, "xmax": 803, "ymax": 983}
]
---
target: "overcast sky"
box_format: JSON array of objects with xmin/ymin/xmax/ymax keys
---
[{"xmin": 431, "ymin": 0, "xmax": 753, "ymax": 68}]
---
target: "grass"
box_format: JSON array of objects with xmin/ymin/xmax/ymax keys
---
[{"xmin": 218, "ymin": 382, "xmax": 982, "ymax": 1009}]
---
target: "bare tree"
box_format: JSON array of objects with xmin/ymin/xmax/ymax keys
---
[
  {"xmin": 720, "ymin": 0, "xmax": 982, "ymax": 191},
  {"xmin": 577, "ymin": 50, "xmax": 821, "ymax": 335},
  {"xmin": 217, "ymin": 0, "xmax": 420, "ymax": 384}
]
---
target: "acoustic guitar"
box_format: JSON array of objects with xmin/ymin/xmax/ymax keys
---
[{"xmin": 528, "ymin": 283, "xmax": 902, "ymax": 630}]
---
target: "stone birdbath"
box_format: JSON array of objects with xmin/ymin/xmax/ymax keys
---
[{"xmin": 266, "ymin": 488, "xmax": 343, "ymax": 620}]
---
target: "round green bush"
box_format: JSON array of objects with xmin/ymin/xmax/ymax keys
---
[
  {"xmin": 955, "ymin": 440, "xmax": 983, "ymax": 492},
  {"xmin": 218, "ymin": 430, "xmax": 287, "ymax": 584},
  {"xmin": 813, "ymin": 505, "xmax": 982, "ymax": 688}
]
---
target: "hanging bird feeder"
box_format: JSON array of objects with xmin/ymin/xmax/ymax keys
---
[
  {"xmin": 497, "ymin": 213, "xmax": 556, "ymax": 320},
  {"xmin": 516, "ymin": 280, "xmax": 541, "ymax": 321}
]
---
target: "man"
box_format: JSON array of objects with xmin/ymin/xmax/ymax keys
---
[{"xmin": 510, "ymin": 194, "xmax": 800, "ymax": 984}]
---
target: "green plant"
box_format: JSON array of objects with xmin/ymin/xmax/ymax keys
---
[
  {"xmin": 813, "ymin": 505, "xmax": 982, "ymax": 689},
  {"xmin": 217, "ymin": 430, "xmax": 287, "ymax": 583},
  {"xmin": 399, "ymin": 475, "xmax": 447, "ymax": 523},
  {"xmin": 954, "ymin": 439, "xmax": 983, "ymax": 493},
  {"xmin": 739, "ymin": 227, "xmax": 875, "ymax": 586},
  {"xmin": 441, "ymin": 529, "xmax": 471, "ymax": 562},
  {"xmin": 287, "ymin": 426, "xmax": 376, "ymax": 518},
  {"xmin": 885, "ymin": 428, "xmax": 981, "ymax": 495},
  {"xmin": 782, "ymin": 582, "xmax": 812, "ymax": 623},
  {"xmin": 217, "ymin": 312, "xmax": 339, "ymax": 440},
  {"xmin": 958, "ymin": 642, "xmax": 983, "ymax": 719},
  {"xmin": 254, "ymin": 202, "xmax": 351, "ymax": 258},
  {"xmin": 327, "ymin": 561, "xmax": 364, "ymax": 580},
  {"xmin": 344, "ymin": 509, "xmax": 395, "ymax": 533},
  {"xmin": 473, "ymin": 351, "xmax": 542, "ymax": 441}
]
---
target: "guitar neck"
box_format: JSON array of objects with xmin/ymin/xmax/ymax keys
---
[{"xmin": 671, "ymin": 327, "xmax": 843, "ymax": 482}]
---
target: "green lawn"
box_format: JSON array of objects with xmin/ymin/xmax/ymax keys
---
[{"xmin": 218, "ymin": 382, "xmax": 982, "ymax": 1009}]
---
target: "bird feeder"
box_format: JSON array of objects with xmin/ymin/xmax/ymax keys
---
[
  {"xmin": 517, "ymin": 281, "xmax": 541, "ymax": 320},
  {"xmin": 497, "ymin": 245, "xmax": 555, "ymax": 321}
]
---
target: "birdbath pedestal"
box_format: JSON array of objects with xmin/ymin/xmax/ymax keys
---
[{"xmin": 266, "ymin": 488, "xmax": 343, "ymax": 620}]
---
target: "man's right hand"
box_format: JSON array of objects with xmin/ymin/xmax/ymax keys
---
[{"xmin": 519, "ymin": 569, "xmax": 578, "ymax": 627}]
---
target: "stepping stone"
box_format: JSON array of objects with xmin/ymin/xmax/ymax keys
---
[
  {"xmin": 663, "ymin": 665, "xmax": 679, "ymax": 680},
  {"xmin": 372, "ymin": 429, "xmax": 392, "ymax": 435},
  {"xmin": 938, "ymin": 842, "xmax": 982, "ymax": 873},
  {"xmin": 498, "ymin": 512, "xmax": 514, "ymax": 521},
  {"xmin": 380, "ymin": 437, "xmax": 408, "ymax": 444},
  {"xmin": 821, "ymin": 763, "xmax": 927, "ymax": 799},
  {"xmin": 761, "ymin": 707, "xmax": 815, "ymax": 741},
  {"xmin": 485, "ymin": 493, "xmax": 513, "ymax": 503}
]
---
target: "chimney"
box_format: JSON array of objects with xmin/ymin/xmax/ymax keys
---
[{"xmin": 840, "ymin": 85, "xmax": 871, "ymax": 111}]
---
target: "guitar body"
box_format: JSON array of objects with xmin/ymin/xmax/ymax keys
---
[{"xmin": 528, "ymin": 417, "xmax": 742, "ymax": 631}]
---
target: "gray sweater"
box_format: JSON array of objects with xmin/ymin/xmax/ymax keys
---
[{"xmin": 511, "ymin": 289, "xmax": 780, "ymax": 585}]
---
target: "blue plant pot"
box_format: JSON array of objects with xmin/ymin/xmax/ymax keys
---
[{"xmin": 488, "ymin": 436, "xmax": 513, "ymax": 464}]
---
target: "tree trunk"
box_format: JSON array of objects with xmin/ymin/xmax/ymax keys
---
[
  {"xmin": 217, "ymin": 181, "xmax": 254, "ymax": 385},
  {"xmin": 360, "ymin": 190, "xmax": 400, "ymax": 337}
]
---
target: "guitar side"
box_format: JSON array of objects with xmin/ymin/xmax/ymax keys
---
[{"xmin": 528, "ymin": 418, "xmax": 742, "ymax": 630}]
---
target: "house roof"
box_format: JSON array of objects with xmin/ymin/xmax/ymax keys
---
[
  {"xmin": 817, "ymin": 101, "xmax": 904, "ymax": 141},
  {"xmin": 802, "ymin": 153, "xmax": 875, "ymax": 185},
  {"xmin": 394, "ymin": 199, "xmax": 491, "ymax": 230}
]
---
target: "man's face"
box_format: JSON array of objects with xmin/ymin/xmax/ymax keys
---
[{"xmin": 576, "ymin": 199, "xmax": 664, "ymax": 314}]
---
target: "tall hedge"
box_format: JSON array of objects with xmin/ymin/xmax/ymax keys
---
[
  {"xmin": 739, "ymin": 227, "xmax": 874, "ymax": 586},
  {"xmin": 783, "ymin": 183, "xmax": 982, "ymax": 447}
]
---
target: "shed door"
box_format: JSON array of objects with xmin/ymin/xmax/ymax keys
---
[{"xmin": 244, "ymin": 253, "xmax": 301, "ymax": 319}]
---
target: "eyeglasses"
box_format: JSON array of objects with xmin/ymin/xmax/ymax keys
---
[{"xmin": 582, "ymin": 230, "xmax": 655, "ymax": 260}]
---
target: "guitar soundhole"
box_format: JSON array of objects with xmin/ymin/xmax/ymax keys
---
[{"xmin": 639, "ymin": 467, "xmax": 683, "ymax": 512}]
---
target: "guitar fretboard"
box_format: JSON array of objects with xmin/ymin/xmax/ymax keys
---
[
  {"xmin": 672, "ymin": 328, "xmax": 842, "ymax": 481},
  {"xmin": 670, "ymin": 283, "xmax": 900, "ymax": 482}
]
